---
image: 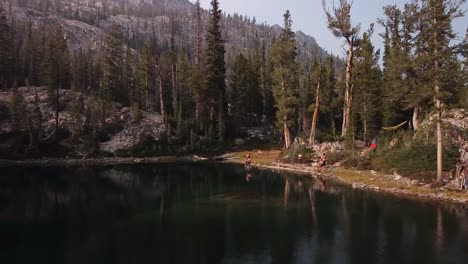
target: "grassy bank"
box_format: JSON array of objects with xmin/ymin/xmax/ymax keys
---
[{"xmin": 225, "ymin": 149, "xmax": 468, "ymax": 204}]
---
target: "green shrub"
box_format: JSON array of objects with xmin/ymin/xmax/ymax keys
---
[
  {"xmin": 340, "ymin": 150, "xmax": 372, "ymax": 170},
  {"xmin": 372, "ymin": 143, "xmax": 459, "ymax": 174},
  {"xmin": 281, "ymin": 144, "xmax": 315, "ymax": 163}
]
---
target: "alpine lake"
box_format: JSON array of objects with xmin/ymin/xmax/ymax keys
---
[{"xmin": 1, "ymin": 162, "xmax": 467, "ymax": 264}]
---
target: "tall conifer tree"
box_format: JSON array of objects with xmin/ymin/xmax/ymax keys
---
[
  {"xmin": 322, "ymin": 0, "xmax": 360, "ymax": 137},
  {"xmin": 352, "ymin": 25, "xmax": 382, "ymax": 144},
  {"xmin": 0, "ymin": 6, "xmax": 13, "ymax": 89},
  {"xmin": 103, "ymin": 23, "xmax": 125, "ymax": 105},
  {"xmin": 416, "ymin": 0, "xmax": 465, "ymax": 181},
  {"xmin": 270, "ymin": 10, "xmax": 299, "ymax": 149},
  {"xmin": 204, "ymin": 0, "xmax": 227, "ymax": 142},
  {"xmin": 42, "ymin": 22, "xmax": 70, "ymax": 135}
]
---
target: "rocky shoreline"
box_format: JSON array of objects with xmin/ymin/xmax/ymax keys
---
[
  {"xmin": 2, "ymin": 152, "xmax": 468, "ymax": 205},
  {"xmin": 222, "ymin": 152, "xmax": 468, "ymax": 205},
  {"xmin": 0, "ymin": 156, "xmax": 193, "ymax": 167}
]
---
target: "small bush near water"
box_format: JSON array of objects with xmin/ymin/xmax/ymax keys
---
[{"xmin": 281, "ymin": 145, "xmax": 315, "ymax": 163}]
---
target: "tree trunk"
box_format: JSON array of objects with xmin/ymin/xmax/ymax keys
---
[
  {"xmin": 363, "ymin": 116, "xmax": 368, "ymax": 145},
  {"xmin": 158, "ymin": 77, "xmax": 166, "ymax": 128},
  {"xmin": 209, "ymin": 98, "xmax": 215, "ymax": 123},
  {"xmin": 434, "ymin": 15, "xmax": 442, "ymax": 182},
  {"xmin": 284, "ymin": 122, "xmax": 291, "ymax": 149},
  {"xmin": 363, "ymin": 103, "xmax": 368, "ymax": 144},
  {"xmin": 436, "ymin": 96, "xmax": 443, "ymax": 182},
  {"xmin": 280, "ymin": 76, "xmax": 291, "ymax": 149},
  {"xmin": 195, "ymin": 0, "xmax": 202, "ymax": 67},
  {"xmin": 341, "ymin": 45, "xmax": 354, "ymax": 137},
  {"xmin": 195, "ymin": 103, "xmax": 200, "ymax": 120},
  {"xmin": 145, "ymin": 73, "xmax": 149, "ymax": 111},
  {"xmin": 302, "ymin": 115, "xmax": 308, "ymax": 134},
  {"xmin": 194, "ymin": 1, "xmax": 202, "ymax": 126},
  {"xmin": 331, "ymin": 112, "xmax": 336, "ymax": 138},
  {"xmin": 55, "ymin": 82, "xmax": 60, "ymax": 136},
  {"xmin": 412, "ymin": 105, "xmax": 421, "ymax": 131},
  {"xmin": 309, "ymin": 73, "xmax": 321, "ymax": 145},
  {"xmin": 297, "ymin": 109, "xmax": 303, "ymax": 134},
  {"xmin": 171, "ymin": 63, "xmax": 177, "ymax": 115}
]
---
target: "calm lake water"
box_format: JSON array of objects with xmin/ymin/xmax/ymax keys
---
[{"xmin": 1, "ymin": 162, "xmax": 467, "ymax": 264}]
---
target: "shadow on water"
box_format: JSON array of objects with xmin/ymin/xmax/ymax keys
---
[{"xmin": 1, "ymin": 162, "xmax": 468, "ymax": 264}]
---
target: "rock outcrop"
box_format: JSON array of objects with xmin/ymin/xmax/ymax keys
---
[
  {"xmin": 415, "ymin": 109, "xmax": 468, "ymax": 162},
  {"xmin": 100, "ymin": 109, "xmax": 165, "ymax": 153},
  {"xmin": 0, "ymin": 86, "xmax": 165, "ymax": 157}
]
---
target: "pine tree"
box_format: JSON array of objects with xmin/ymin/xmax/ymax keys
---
[
  {"xmin": 230, "ymin": 53, "xmax": 251, "ymax": 126},
  {"xmin": 72, "ymin": 48, "xmax": 90, "ymax": 93},
  {"xmin": 262, "ymin": 42, "xmax": 275, "ymax": 124},
  {"xmin": 416, "ymin": 0, "xmax": 465, "ymax": 181},
  {"xmin": 310, "ymin": 56, "xmax": 338, "ymax": 139},
  {"xmin": 122, "ymin": 44, "xmax": 134, "ymax": 107},
  {"xmin": 192, "ymin": 0, "xmax": 204, "ymax": 123},
  {"xmin": 194, "ymin": 0, "xmax": 203, "ymax": 67},
  {"xmin": 176, "ymin": 51, "xmax": 191, "ymax": 134},
  {"xmin": 0, "ymin": 6, "xmax": 13, "ymax": 89},
  {"xmin": 458, "ymin": 31, "xmax": 468, "ymax": 109},
  {"xmin": 217, "ymin": 92, "xmax": 226, "ymax": 142},
  {"xmin": 270, "ymin": 10, "xmax": 299, "ymax": 149},
  {"xmin": 42, "ymin": 22, "xmax": 70, "ymax": 135},
  {"xmin": 322, "ymin": 0, "xmax": 360, "ymax": 137},
  {"xmin": 20, "ymin": 22, "xmax": 35, "ymax": 85},
  {"xmin": 379, "ymin": 6, "xmax": 407, "ymax": 127},
  {"xmin": 136, "ymin": 42, "xmax": 156, "ymax": 112},
  {"xmin": 190, "ymin": 62, "xmax": 205, "ymax": 128},
  {"xmin": 158, "ymin": 52, "xmax": 173, "ymax": 128},
  {"xmin": 204, "ymin": 0, "xmax": 227, "ymax": 141},
  {"xmin": 352, "ymin": 25, "xmax": 382, "ymax": 144},
  {"xmin": 69, "ymin": 87, "xmax": 82, "ymax": 142},
  {"xmin": 379, "ymin": 4, "xmax": 422, "ymax": 130},
  {"xmin": 401, "ymin": 2, "xmax": 423, "ymax": 130},
  {"xmin": 247, "ymin": 57, "xmax": 263, "ymax": 125},
  {"xmin": 102, "ymin": 23, "xmax": 125, "ymax": 105},
  {"xmin": 170, "ymin": 19, "xmax": 178, "ymax": 119}
]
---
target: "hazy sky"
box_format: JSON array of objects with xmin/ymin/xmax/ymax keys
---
[{"xmin": 195, "ymin": 0, "xmax": 468, "ymax": 58}]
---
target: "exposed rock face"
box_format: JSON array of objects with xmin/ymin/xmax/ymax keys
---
[
  {"xmin": 0, "ymin": 86, "xmax": 165, "ymax": 157},
  {"xmin": 100, "ymin": 109, "xmax": 165, "ymax": 153},
  {"xmin": 311, "ymin": 141, "xmax": 345, "ymax": 154},
  {"xmin": 6, "ymin": 0, "xmax": 330, "ymax": 62},
  {"xmin": 415, "ymin": 109, "xmax": 468, "ymax": 162}
]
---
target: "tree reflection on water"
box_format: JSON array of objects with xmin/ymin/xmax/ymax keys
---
[{"xmin": 0, "ymin": 163, "xmax": 468, "ymax": 264}]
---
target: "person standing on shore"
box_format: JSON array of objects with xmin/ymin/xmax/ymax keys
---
[{"xmin": 245, "ymin": 153, "xmax": 252, "ymax": 167}]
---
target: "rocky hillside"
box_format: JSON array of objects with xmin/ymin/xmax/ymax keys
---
[
  {"xmin": 0, "ymin": 86, "xmax": 165, "ymax": 158},
  {"xmin": 5, "ymin": 0, "xmax": 334, "ymax": 64}
]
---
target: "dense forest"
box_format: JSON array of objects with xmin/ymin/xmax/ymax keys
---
[{"xmin": 0, "ymin": 0, "xmax": 467, "ymax": 180}]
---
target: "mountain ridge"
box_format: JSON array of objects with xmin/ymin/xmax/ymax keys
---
[{"xmin": 5, "ymin": 0, "xmax": 334, "ymax": 65}]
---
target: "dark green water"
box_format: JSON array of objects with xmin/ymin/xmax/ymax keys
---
[{"xmin": 1, "ymin": 162, "xmax": 467, "ymax": 264}]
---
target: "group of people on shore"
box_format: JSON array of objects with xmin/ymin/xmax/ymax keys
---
[{"xmin": 296, "ymin": 153, "xmax": 327, "ymax": 170}]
